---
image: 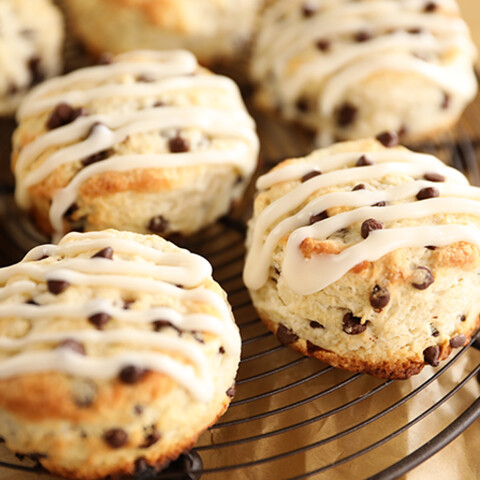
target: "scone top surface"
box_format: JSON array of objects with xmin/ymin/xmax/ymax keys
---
[
  {"xmin": 0, "ymin": 229, "xmax": 240, "ymax": 479},
  {"xmin": 251, "ymin": 0, "xmax": 478, "ymax": 145},
  {"xmin": 0, "ymin": 0, "xmax": 63, "ymax": 116},
  {"xmin": 245, "ymin": 137, "xmax": 480, "ymax": 378},
  {"xmin": 12, "ymin": 49, "xmax": 259, "ymax": 239}
]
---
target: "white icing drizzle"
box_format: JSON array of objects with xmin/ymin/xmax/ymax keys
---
[
  {"xmin": 14, "ymin": 50, "xmax": 259, "ymax": 237},
  {"xmin": 252, "ymin": 0, "xmax": 477, "ymax": 144},
  {"xmin": 0, "ymin": 231, "xmax": 240, "ymax": 402},
  {"xmin": 243, "ymin": 147, "xmax": 480, "ymax": 295}
]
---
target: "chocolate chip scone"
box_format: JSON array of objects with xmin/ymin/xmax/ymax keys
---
[
  {"xmin": 0, "ymin": 0, "xmax": 63, "ymax": 116},
  {"xmin": 251, "ymin": 0, "xmax": 478, "ymax": 146},
  {"xmin": 63, "ymin": 0, "xmax": 262, "ymax": 66},
  {"xmin": 12, "ymin": 50, "xmax": 259, "ymax": 240},
  {"xmin": 244, "ymin": 135, "xmax": 480, "ymax": 379},
  {"xmin": 0, "ymin": 229, "xmax": 240, "ymax": 479}
]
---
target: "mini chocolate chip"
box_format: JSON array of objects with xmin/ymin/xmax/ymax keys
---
[
  {"xmin": 431, "ymin": 325, "xmax": 440, "ymax": 337},
  {"xmin": 81, "ymin": 149, "xmax": 111, "ymax": 167},
  {"xmin": 342, "ymin": 312, "xmax": 368, "ymax": 335},
  {"xmin": 316, "ymin": 39, "xmax": 331, "ymax": 51},
  {"xmin": 337, "ymin": 103, "xmax": 358, "ymax": 127},
  {"xmin": 361, "ymin": 218, "xmax": 384, "ymax": 239},
  {"xmin": 123, "ymin": 299, "xmax": 135, "ymax": 310},
  {"xmin": 423, "ymin": 345, "xmax": 440, "ymax": 366},
  {"xmin": 276, "ymin": 324, "xmax": 299, "ymax": 345},
  {"xmin": 353, "ymin": 183, "xmax": 366, "ymax": 191},
  {"xmin": 103, "ymin": 428, "xmax": 128, "ymax": 448},
  {"xmin": 302, "ymin": 2, "xmax": 318, "ymax": 17},
  {"xmin": 64, "ymin": 203, "xmax": 79, "ymax": 220},
  {"xmin": 137, "ymin": 74, "xmax": 155, "ymax": 83},
  {"xmin": 307, "ymin": 340, "xmax": 322, "ymax": 354},
  {"xmin": 226, "ymin": 383, "xmax": 236, "ymax": 398},
  {"xmin": 354, "ymin": 30, "xmax": 372, "ymax": 42},
  {"xmin": 152, "ymin": 319, "xmax": 181, "ymax": 334},
  {"xmin": 58, "ymin": 339, "xmax": 86, "ymax": 355},
  {"xmin": 411, "ymin": 266, "xmax": 434, "ymax": 290},
  {"xmin": 369, "ymin": 285, "xmax": 390, "ymax": 310},
  {"xmin": 119, "ymin": 365, "xmax": 146, "ymax": 384},
  {"xmin": 88, "ymin": 312, "xmax": 111, "ymax": 330},
  {"xmin": 460, "ymin": 315, "xmax": 466, "ymax": 322},
  {"xmin": 424, "ymin": 2, "xmax": 437, "ymax": 12},
  {"xmin": 301, "ymin": 170, "xmax": 322, "ymax": 182},
  {"xmin": 416, "ymin": 186, "xmax": 439, "ymax": 201},
  {"xmin": 309, "ymin": 210, "xmax": 329, "ymax": 225},
  {"xmin": 154, "ymin": 100, "xmax": 166, "ymax": 107},
  {"xmin": 376, "ymin": 131, "xmax": 399, "ymax": 147},
  {"xmin": 28, "ymin": 56, "xmax": 44, "ymax": 86},
  {"xmin": 371, "ymin": 201, "xmax": 387, "ymax": 207},
  {"xmin": 47, "ymin": 103, "xmax": 86, "ymax": 130},
  {"xmin": 141, "ymin": 427, "xmax": 161, "ymax": 448},
  {"xmin": 309, "ymin": 320, "xmax": 324, "ymax": 329},
  {"xmin": 449, "ymin": 335, "xmax": 466, "ymax": 348},
  {"xmin": 356, "ymin": 155, "xmax": 374, "ymax": 166},
  {"xmin": 424, "ymin": 173, "xmax": 445, "ymax": 182},
  {"xmin": 426, "ymin": 245, "xmax": 437, "ymax": 250},
  {"xmin": 134, "ymin": 405, "xmax": 144, "ymax": 415},
  {"xmin": 441, "ymin": 92, "xmax": 451, "ymax": 110},
  {"xmin": 408, "ymin": 27, "xmax": 424, "ymax": 34},
  {"xmin": 26, "ymin": 299, "xmax": 39, "ymax": 306},
  {"xmin": 296, "ymin": 97, "xmax": 309, "ymax": 112},
  {"xmin": 91, "ymin": 247, "xmax": 114, "ymax": 259},
  {"xmin": 47, "ymin": 279, "xmax": 70, "ymax": 295},
  {"xmin": 148, "ymin": 215, "xmax": 169, "ymax": 234},
  {"xmin": 219, "ymin": 346, "xmax": 225, "ymax": 354},
  {"xmin": 169, "ymin": 135, "xmax": 190, "ymax": 153}
]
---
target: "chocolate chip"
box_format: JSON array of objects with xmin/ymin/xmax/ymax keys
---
[
  {"xmin": 81, "ymin": 149, "xmax": 112, "ymax": 167},
  {"xmin": 123, "ymin": 299, "xmax": 135, "ymax": 310},
  {"xmin": 226, "ymin": 383, "xmax": 236, "ymax": 398},
  {"xmin": 91, "ymin": 247, "xmax": 114, "ymax": 260},
  {"xmin": 356, "ymin": 155, "xmax": 374, "ymax": 167},
  {"xmin": 119, "ymin": 365, "xmax": 146, "ymax": 384},
  {"xmin": 302, "ymin": 2, "xmax": 318, "ymax": 17},
  {"xmin": 337, "ymin": 103, "xmax": 358, "ymax": 127},
  {"xmin": 309, "ymin": 210, "xmax": 328, "ymax": 225},
  {"xmin": 353, "ymin": 184, "xmax": 366, "ymax": 191},
  {"xmin": 148, "ymin": 215, "xmax": 169, "ymax": 234},
  {"xmin": 152, "ymin": 320, "xmax": 181, "ymax": 334},
  {"xmin": 309, "ymin": 320, "xmax": 324, "ymax": 329},
  {"xmin": 424, "ymin": 173, "xmax": 445, "ymax": 182},
  {"xmin": 424, "ymin": 2, "xmax": 437, "ymax": 12},
  {"xmin": 141, "ymin": 427, "xmax": 161, "ymax": 448},
  {"xmin": 169, "ymin": 135, "xmax": 190, "ymax": 153},
  {"xmin": 103, "ymin": 429, "xmax": 128, "ymax": 448},
  {"xmin": 431, "ymin": 325, "xmax": 440, "ymax": 337},
  {"xmin": 441, "ymin": 92, "xmax": 450, "ymax": 110},
  {"xmin": 426, "ymin": 245, "xmax": 437, "ymax": 250},
  {"xmin": 307, "ymin": 340, "xmax": 322, "ymax": 354},
  {"xmin": 354, "ymin": 31, "xmax": 373, "ymax": 42},
  {"xmin": 58, "ymin": 339, "xmax": 86, "ymax": 355},
  {"xmin": 460, "ymin": 315, "xmax": 466, "ymax": 322},
  {"xmin": 423, "ymin": 345, "xmax": 440, "ymax": 366},
  {"xmin": 276, "ymin": 324, "xmax": 299, "ymax": 345},
  {"xmin": 64, "ymin": 203, "xmax": 79, "ymax": 220},
  {"xmin": 411, "ymin": 266, "xmax": 434, "ymax": 290},
  {"xmin": 416, "ymin": 187, "xmax": 439, "ymax": 201},
  {"xmin": 134, "ymin": 405, "xmax": 144, "ymax": 415},
  {"xmin": 88, "ymin": 312, "xmax": 111, "ymax": 330},
  {"xmin": 47, "ymin": 279, "xmax": 70, "ymax": 295},
  {"xmin": 376, "ymin": 131, "xmax": 399, "ymax": 147},
  {"xmin": 26, "ymin": 299, "xmax": 39, "ymax": 306},
  {"xmin": 449, "ymin": 335, "xmax": 466, "ymax": 348},
  {"xmin": 372, "ymin": 201, "xmax": 387, "ymax": 207},
  {"xmin": 154, "ymin": 100, "xmax": 166, "ymax": 107},
  {"xmin": 342, "ymin": 312, "xmax": 368, "ymax": 335},
  {"xmin": 28, "ymin": 56, "xmax": 44, "ymax": 86},
  {"xmin": 219, "ymin": 346, "xmax": 225, "ymax": 354},
  {"xmin": 369, "ymin": 285, "xmax": 390, "ymax": 310},
  {"xmin": 408, "ymin": 27, "xmax": 424, "ymax": 34},
  {"xmin": 47, "ymin": 103, "xmax": 86, "ymax": 130},
  {"xmin": 316, "ymin": 39, "xmax": 331, "ymax": 52},
  {"xmin": 137, "ymin": 74, "xmax": 155, "ymax": 83},
  {"xmin": 361, "ymin": 218, "xmax": 384, "ymax": 239},
  {"xmin": 296, "ymin": 97, "xmax": 309, "ymax": 112},
  {"xmin": 301, "ymin": 170, "xmax": 322, "ymax": 182}
]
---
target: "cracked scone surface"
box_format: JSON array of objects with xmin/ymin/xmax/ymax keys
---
[
  {"xmin": 63, "ymin": 0, "xmax": 262, "ymax": 66},
  {"xmin": 0, "ymin": 229, "xmax": 241, "ymax": 479},
  {"xmin": 251, "ymin": 0, "xmax": 477, "ymax": 145},
  {"xmin": 244, "ymin": 137, "xmax": 480, "ymax": 378},
  {"xmin": 0, "ymin": 0, "xmax": 63, "ymax": 116},
  {"xmin": 12, "ymin": 50, "xmax": 259, "ymax": 239}
]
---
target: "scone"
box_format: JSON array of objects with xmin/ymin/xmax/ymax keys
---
[
  {"xmin": 12, "ymin": 49, "xmax": 259, "ymax": 240},
  {"xmin": 0, "ymin": 0, "xmax": 63, "ymax": 116},
  {"xmin": 251, "ymin": 0, "xmax": 478, "ymax": 146},
  {"xmin": 0, "ymin": 229, "xmax": 241, "ymax": 479},
  {"xmin": 63, "ymin": 0, "xmax": 262, "ymax": 66},
  {"xmin": 244, "ymin": 135, "xmax": 480, "ymax": 379}
]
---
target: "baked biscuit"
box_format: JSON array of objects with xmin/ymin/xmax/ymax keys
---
[
  {"xmin": 251, "ymin": 0, "xmax": 478, "ymax": 145},
  {"xmin": 0, "ymin": 0, "xmax": 63, "ymax": 116},
  {"xmin": 63, "ymin": 0, "xmax": 261, "ymax": 66},
  {"xmin": 12, "ymin": 50, "xmax": 259, "ymax": 240},
  {"xmin": 244, "ymin": 136, "xmax": 480, "ymax": 379},
  {"xmin": 0, "ymin": 229, "xmax": 240, "ymax": 479}
]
